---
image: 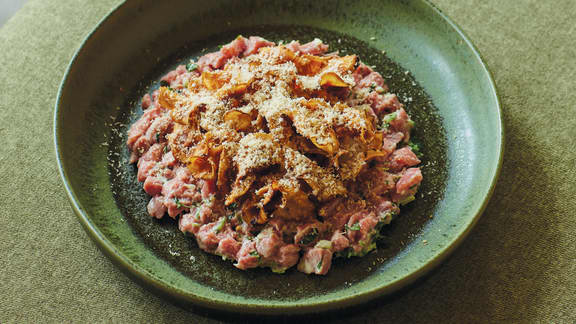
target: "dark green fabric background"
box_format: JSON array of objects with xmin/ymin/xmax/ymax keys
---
[{"xmin": 1, "ymin": 0, "xmax": 575, "ymax": 322}]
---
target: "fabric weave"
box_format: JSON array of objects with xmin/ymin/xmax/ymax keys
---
[{"xmin": 0, "ymin": 0, "xmax": 574, "ymax": 322}]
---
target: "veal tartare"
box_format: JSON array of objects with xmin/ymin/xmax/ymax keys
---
[{"xmin": 127, "ymin": 36, "xmax": 422, "ymax": 275}]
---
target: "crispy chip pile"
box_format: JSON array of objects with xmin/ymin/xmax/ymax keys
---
[{"xmin": 162, "ymin": 45, "xmax": 389, "ymax": 225}]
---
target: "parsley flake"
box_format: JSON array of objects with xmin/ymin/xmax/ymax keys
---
[
  {"xmin": 213, "ymin": 217, "xmax": 226, "ymax": 233},
  {"xmin": 174, "ymin": 197, "xmax": 195, "ymax": 209},
  {"xmin": 345, "ymin": 223, "xmax": 361, "ymax": 232},
  {"xmin": 408, "ymin": 141, "xmax": 422, "ymax": 158},
  {"xmin": 186, "ymin": 62, "xmax": 198, "ymax": 72},
  {"xmin": 299, "ymin": 228, "xmax": 319, "ymax": 245}
]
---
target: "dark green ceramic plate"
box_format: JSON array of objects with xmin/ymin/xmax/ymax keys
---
[{"xmin": 54, "ymin": 0, "xmax": 502, "ymax": 315}]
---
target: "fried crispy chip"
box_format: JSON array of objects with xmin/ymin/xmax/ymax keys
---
[
  {"xmin": 226, "ymin": 82, "xmax": 251, "ymax": 96},
  {"xmin": 217, "ymin": 147, "xmax": 232, "ymax": 191},
  {"xmin": 301, "ymin": 98, "xmax": 326, "ymax": 111},
  {"xmin": 226, "ymin": 175, "xmax": 255, "ymax": 205},
  {"xmin": 185, "ymin": 136, "xmax": 222, "ymax": 180},
  {"xmin": 168, "ymin": 123, "xmax": 203, "ymax": 161},
  {"xmin": 332, "ymin": 55, "xmax": 357, "ymax": 73},
  {"xmin": 294, "ymin": 54, "xmax": 329, "ymax": 76},
  {"xmin": 169, "ymin": 103, "xmax": 202, "ymax": 126},
  {"xmin": 365, "ymin": 150, "xmax": 388, "ymax": 161},
  {"xmin": 158, "ymin": 86, "xmax": 179, "ymax": 109},
  {"xmin": 310, "ymin": 133, "xmax": 339, "ymax": 154},
  {"xmin": 201, "ymin": 71, "xmax": 229, "ymax": 90},
  {"xmin": 320, "ymin": 72, "xmax": 349, "ymax": 88},
  {"xmin": 273, "ymin": 187, "xmax": 315, "ymax": 221},
  {"xmin": 368, "ymin": 130, "xmax": 384, "ymax": 150},
  {"xmin": 258, "ymin": 46, "xmax": 296, "ymax": 64},
  {"xmin": 186, "ymin": 78, "xmax": 202, "ymax": 92},
  {"xmin": 335, "ymin": 135, "xmax": 368, "ymax": 180},
  {"xmin": 241, "ymin": 196, "xmax": 267, "ymax": 224},
  {"xmin": 223, "ymin": 110, "xmax": 253, "ymax": 132}
]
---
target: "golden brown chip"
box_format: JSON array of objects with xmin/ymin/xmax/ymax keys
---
[
  {"xmin": 310, "ymin": 133, "xmax": 339, "ymax": 155},
  {"xmin": 223, "ymin": 110, "xmax": 253, "ymax": 132},
  {"xmin": 258, "ymin": 46, "xmax": 296, "ymax": 64},
  {"xmin": 186, "ymin": 155, "xmax": 216, "ymax": 179},
  {"xmin": 332, "ymin": 55, "xmax": 357, "ymax": 73},
  {"xmin": 225, "ymin": 175, "xmax": 255, "ymax": 205},
  {"xmin": 201, "ymin": 71, "xmax": 229, "ymax": 90},
  {"xmin": 301, "ymin": 98, "xmax": 326, "ymax": 111},
  {"xmin": 227, "ymin": 82, "xmax": 251, "ymax": 96},
  {"xmin": 319, "ymin": 72, "xmax": 349, "ymax": 88},
  {"xmin": 294, "ymin": 54, "xmax": 329, "ymax": 76},
  {"xmin": 158, "ymin": 86, "xmax": 178, "ymax": 109},
  {"xmin": 369, "ymin": 130, "xmax": 384, "ymax": 149},
  {"xmin": 240, "ymin": 197, "xmax": 261, "ymax": 224},
  {"xmin": 216, "ymin": 148, "xmax": 232, "ymax": 191},
  {"xmin": 365, "ymin": 150, "xmax": 388, "ymax": 161},
  {"xmin": 186, "ymin": 78, "xmax": 202, "ymax": 92},
  {"xmin": 184, "ymin": 136, "xmax": 222, "ymax": 180},
  {"xmin": 168, "ymin": 123, "xmax": 203, "ymax": 161},
  {"xmin": 273, "ymin": 188, "xmax": 316, "ymax": 221}
]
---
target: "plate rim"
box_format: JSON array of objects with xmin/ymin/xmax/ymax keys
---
[{"xmin": 53, "ymin": 0, "xmax": 504, "ymax": 315}]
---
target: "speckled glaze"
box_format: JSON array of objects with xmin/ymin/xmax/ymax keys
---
[{"xmin": 54, "ymin": 0, "xmax": 502, "ymax": 315}]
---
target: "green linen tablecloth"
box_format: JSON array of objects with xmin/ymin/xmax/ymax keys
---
[{"xmin": 1, "ymin": 0, "xmax": 575, "ymax": 322}]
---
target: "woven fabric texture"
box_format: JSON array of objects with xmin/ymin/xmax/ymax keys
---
[{"xmin": 0, "ymin": 0, "xmax": 575, "ymax": 322}]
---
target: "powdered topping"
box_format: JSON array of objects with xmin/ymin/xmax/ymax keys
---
[{"xmin": 234, "ymin": 133, "xmax": 282, "ymax": 177}]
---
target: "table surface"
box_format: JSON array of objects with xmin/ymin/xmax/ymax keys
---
[
  {"xmin": 0, "ymin": 0, "xmax": 27, "ymax": 28},
  {"xmin": 1, "ymin": 0, "xmax": 575, "ymax": 323}
]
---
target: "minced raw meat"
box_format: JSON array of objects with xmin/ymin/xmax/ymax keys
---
[{"xmin": 126, "ymin": 36, "xmax": 423, "ymax": 275}]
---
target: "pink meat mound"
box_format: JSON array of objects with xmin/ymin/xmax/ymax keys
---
[{"xmin": 126, "ymin": 36, "xmax": 424, "ymax": 275}]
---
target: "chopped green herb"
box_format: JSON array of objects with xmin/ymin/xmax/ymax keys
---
[
  {"xmin": 174, "ymin": 197, "xmax": 195, "ymax": 209},
  {"xmin": 299, "ymin": 228, "xmax": 319, "ymax": 245},
  {"xmin": 408, "ymin": 141, "xmax": 422, "ymax": 158},
  {"xmin": 377, "ymin": 111, "xmax": 398, "ymax": 130},
  {"xmin": 213, "ymin": 217, "xmax": 226, "ymax": 233},
  {"xmin": 186, "ymin": 62, "xmax": 198, "ymax": 72},
  {"xmin": 315, "ymin": 240, "xmax": 332, "ymax": 250},
  {"xmin": 370, "ymin": 83, "xmax": 377, "ymax": 91},
  {"xmin": 271, "ymin": 266, "xmax": 287, "ymax": 274},
  {"xmin": 227, "ymin": 202, "xmax": 238, "ymax": 210},
  {"xmin": 202, "ymin": 197, "xmax": 213, "ymax": 205},
  {"xmin": 155, "ymin": 132, "xmax": 160, "ymax": 143},
  {"xmin": 398, "ymin": 195, "xmax": 416, "ymax": 205},
  {"xmin": 316, "ymin": 259, "xmax": 323, "ymax": 271},
  {"xmin": 377, "ymin": 121, "xmax": 389, "ymax": 131},
  {"xmin": 345, "ymin": 223, "xmax": 361, "ymax": 232},
  {"xmin": 163, "ymin": 145, "xmax": 169, "ymax": 154},
  {"xmin": 249, "ymin": 250, "xmax": 260, "ymax": 257},
  {"xmin": 382, "ymin": 111, "xmax": 397, "ymax": 124},
  {"xmin": 218, "ymin": 44, "xmax": 223, "ymax": 49}
]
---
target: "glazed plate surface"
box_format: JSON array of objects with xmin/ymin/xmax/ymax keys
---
[{"xmin": 55, "ymin": 0, "xmax": 502, "ymax": 315}]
